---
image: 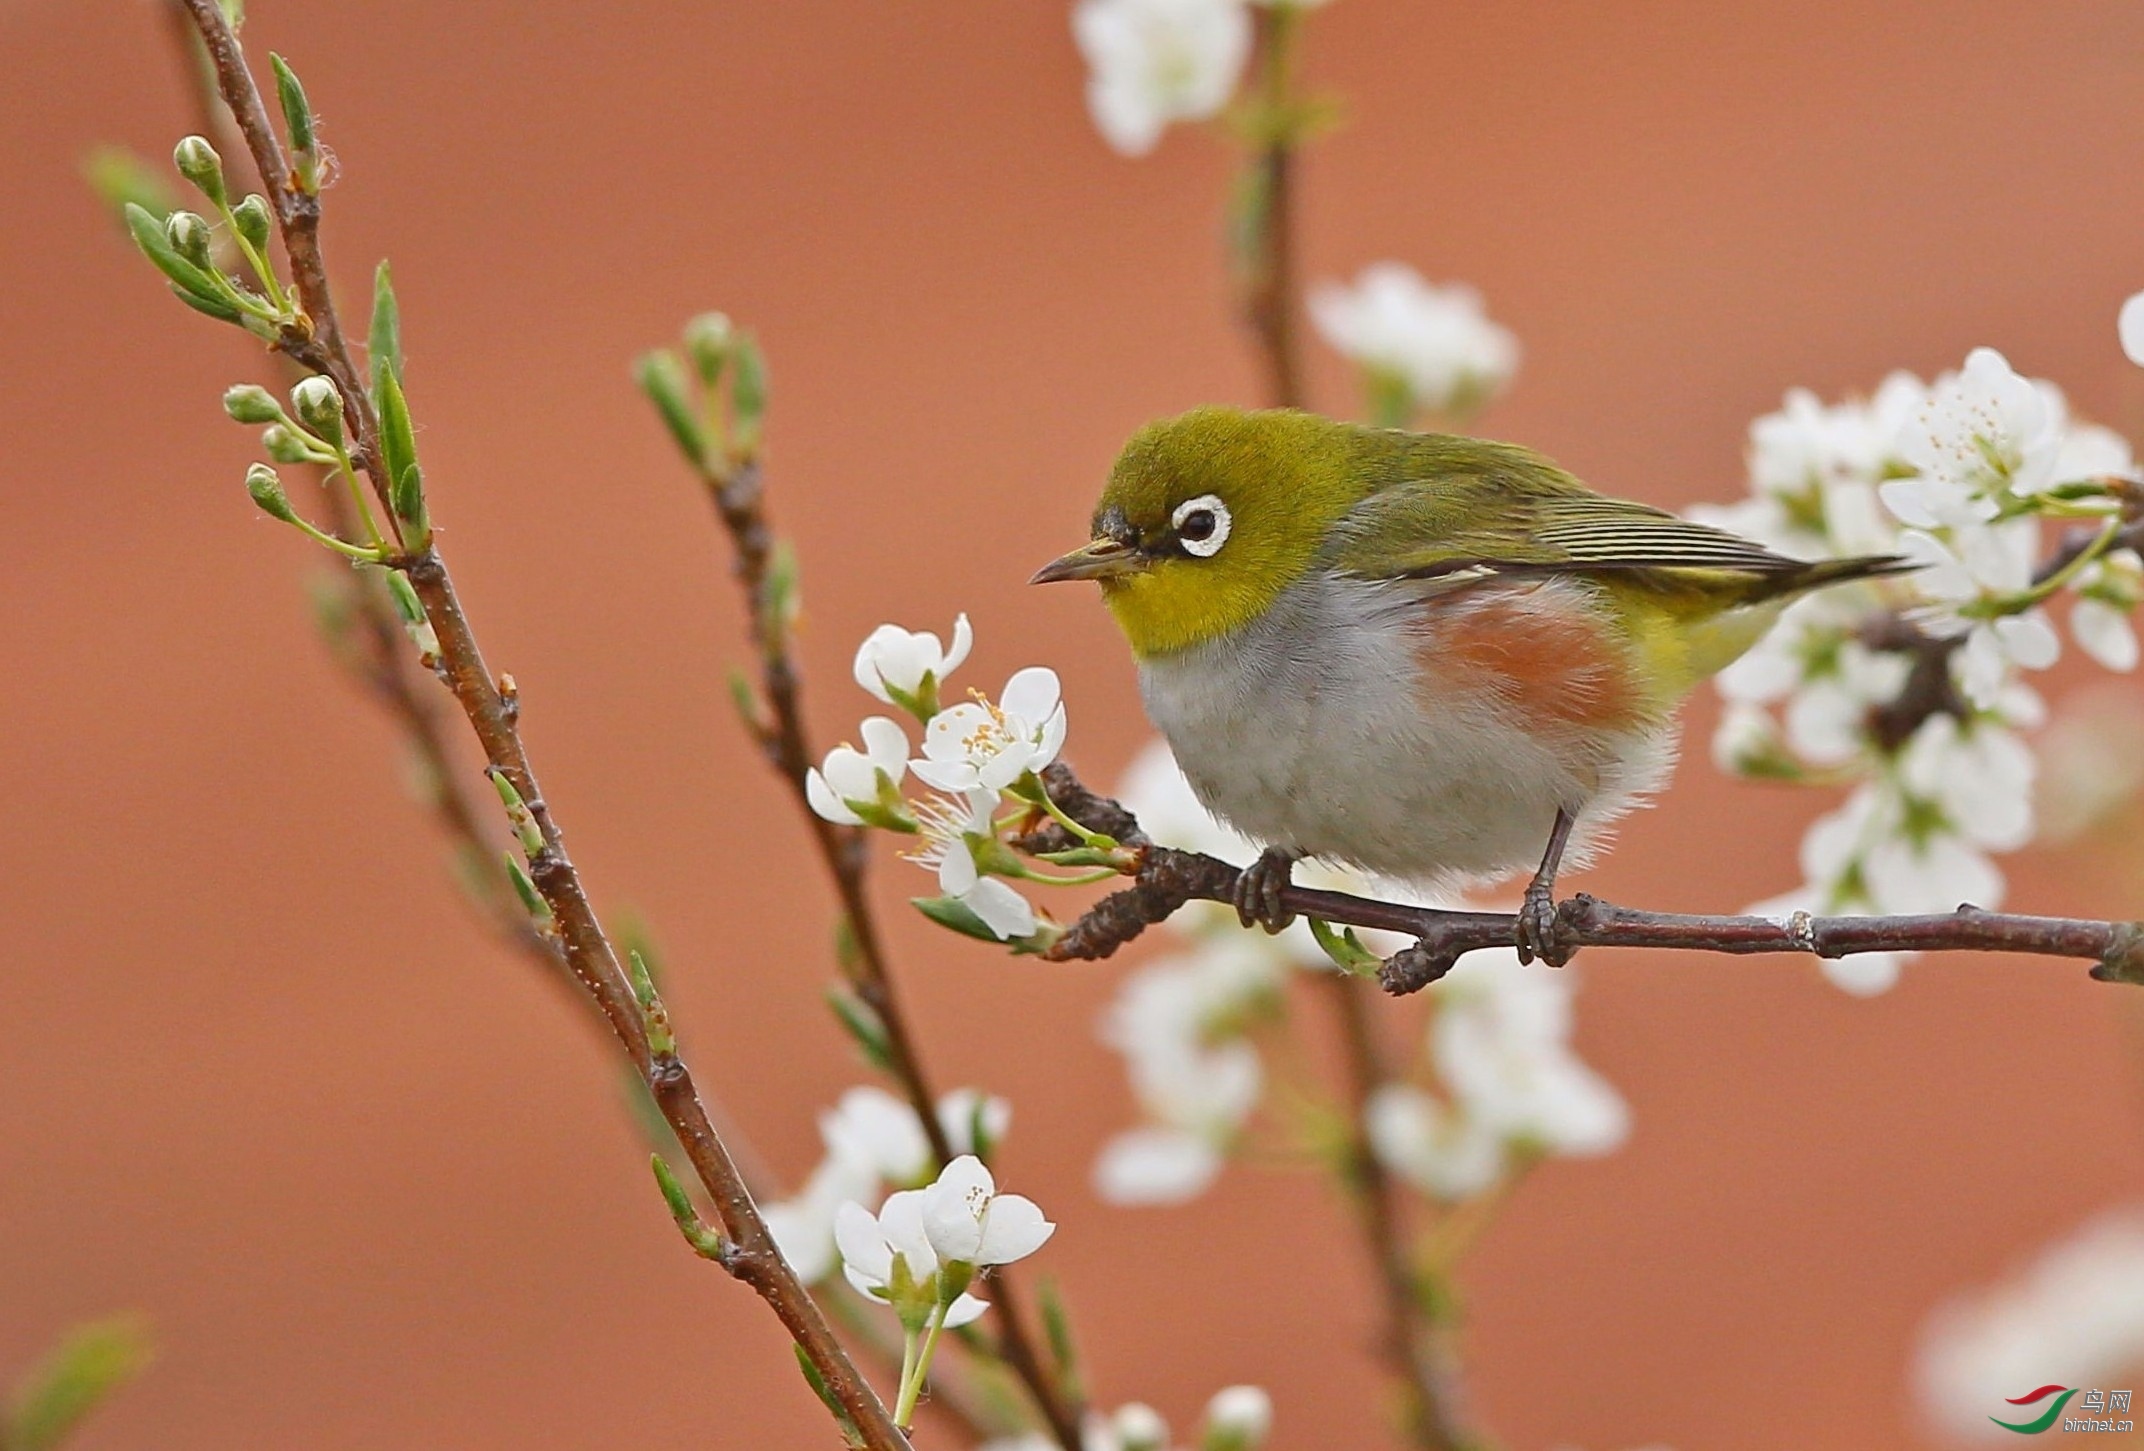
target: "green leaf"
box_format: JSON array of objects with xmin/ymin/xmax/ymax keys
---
[
  {"xmin": 1306, "ymin": 916, "xmax": 1383, "ymax": 977},
  {"xmin": 370, "ymin": 260, "xmax": 403, "ymax": 386},
  {"xmin": 792, "ymin": 1345, "xmax": 866, "ymax": 1450},
  {"xmin": 375, "ymin": 363, "xmax": 427, "ymax": 544},
  {"xmin": 171, "ymin": 283, "xmax": 243, "ymax": 324},
  {"xmin": 825, "ymin": 987, "xmax": 893, "ymax": 1072},
  {"xmin": 1037, "ymin": 1278, "xmax": 1084, "ymax": 1405},
  {"xmin": 634, "ymin": 349, "xmax": 705, "ymax": 467},
  {"xmin": 268, "ymin": 53, "xmax": 315, "ymax": 156},
  {"xmin": 6, "ymin": 1316, "xmax": 152, "ymax": 1451},
  {"xmin": 123, "ymin": 202, "xmax": 228, "ymax": 307},
  {"xmin": 83, "ymin": 147, "xmax": 177, "ymax": 226}
]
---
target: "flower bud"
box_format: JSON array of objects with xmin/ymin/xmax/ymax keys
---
[
  {"xmin": 290, "ymin": 375, "xmax": 344, "ymax": 446},
  {"xmin": 231, "ymin": 194, "xmax": 272, "ymax": 253},
  {"xmin": 245, "ymin": 463, "xmax": 295, "ymax": 523},
  {"xmin": 261, "ymin": 424, "xmax": 318, "ymax": 463},
  {"xmin": 1201, "ymin": 1386, "xmax": 1273, "ymax": 1451},
  {"xmin": 164, "ymin": 210, "xmax": 213, "ymax": 269},
  {"xmin": 683, "ymin": 311, "xmax": 735, "ymax": 385},
  {"xmin": 223, "ymin": 384, "xmax": 283, "ymax": 424},
  {"xmin": 173, "ymin": 135, "xmax": 226, "ymax": 207},
  {"xmin": 1112, "ymin": 1404, "xmax": 1168, "ymax": 1451}
]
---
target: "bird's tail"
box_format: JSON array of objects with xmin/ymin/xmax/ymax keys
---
[{"xmin": 1755, "ymin": 552, "xmax": 1918, "ymax": 603}]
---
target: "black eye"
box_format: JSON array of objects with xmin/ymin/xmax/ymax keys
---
[{"xmin": 1178, "ymin": 509, "xmax": 1216, "ymax": 542}]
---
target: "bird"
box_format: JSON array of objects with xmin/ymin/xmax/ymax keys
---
[{"xmin": 1031, "ymin": 406, "xmax": 1910, "ymax": 965}]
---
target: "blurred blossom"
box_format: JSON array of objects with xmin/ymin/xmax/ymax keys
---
[
  {"xmin": 1917, "ymin": 1208, "xmax": 2144, "ymax": 1443},
  {"xmin": 1366, "ymin": 1083, "xmax": 1503, "ymax": 1201},
  {"xmin": 1309, "ymin": 263, "xmax": 1517, "ymax": 424},
  {"xmin": 763, "ymin": 1152, "xmax": 880, "ymax": 1284},
  {"xmin": 2072, "ymin": 549, "xmax": 2143, "ymax": 672},
  {"xmin": 2036, "ymin": 683, "xmax": 2144, "ymax": 842},
  {"xmin": 2121, "ymin": 289, "xmax": 2144, "ymax": 368},
  {"xmin": 1072, "ymin": 0, "xmax": 1251, "ymax": 157},
  {"xmin": 1429, "ymin": 950, "xmax": 1628, "ymax": 1158}
]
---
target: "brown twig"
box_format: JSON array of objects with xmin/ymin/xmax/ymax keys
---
[
  {"xmin": 681, "ymin": 437, "xmax": 1088, "ymax": 1451},
  {"xmin": 170, "ymin": 6, "xmax": 908, "ymax": 1446}
]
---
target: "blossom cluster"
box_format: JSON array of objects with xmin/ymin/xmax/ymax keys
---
[
  {"xmin": 808, "ymin": 615, "xmax": 1085, "ymax": 944},
  {"xmin": 1694, "ymin": 340, "xmax": 2141, "ymax": 995},
  {"xmin": 1094, "ymin": 741, "xmax": 1629, "ymax": 1207}
]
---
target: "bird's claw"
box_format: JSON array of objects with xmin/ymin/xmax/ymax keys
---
[
  {"xmin": 1515, "ymin": 878, "xmax": 1572, "ymax": 967},
  {"xmin": 1234, "ymin": 847, "xmax": 1300, "ymax": 934}
]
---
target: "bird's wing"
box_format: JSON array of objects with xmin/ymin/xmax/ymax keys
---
[{"xmin": 1327, "ymin": 463, "xmax": 1808, "ymax": 593}]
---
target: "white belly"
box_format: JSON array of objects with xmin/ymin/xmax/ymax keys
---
[{"xmin": 1135, "ymin": 573, "xmax": 1673, "ymax": 887}]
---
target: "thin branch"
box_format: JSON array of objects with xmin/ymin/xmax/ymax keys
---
[
  {"xmin": 171, "ymin": 6, "xmax": 907, "ymax": 1446},
  {"xmin": 1319, "ymin": 976, "xmax": 1471, "ymax": 1451},
  {"xmin": 1232, "ymin": 13, "xmax": 1471, "ymax": 1448},
  {"xmin": 681, "ymin": 438, "xmax": 1089, "ymax": 1451}
]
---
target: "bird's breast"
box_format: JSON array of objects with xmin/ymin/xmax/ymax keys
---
[{"xmin": 1135, "ymin": 571, "xmax": 1674, "ymax": 885}]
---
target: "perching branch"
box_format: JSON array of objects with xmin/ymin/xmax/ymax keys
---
[
  {"xmin": 660, "ymin": 366, "xmax": 1090, "ymax": 1451},
  {"xmin": 1030, "ymin": 764, "xmax": 2144, "ymax": 992},
  {"xmin": 168, "ymin": 7, "xmax": 907, "ymax": 1447}
]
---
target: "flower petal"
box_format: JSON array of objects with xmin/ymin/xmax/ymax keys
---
[
  {"xmin": 975, "ymin": 1192, "xmax": 1056, "ymax": 1266},
  {"xmin": 859, "ymin": 716, "xmax": 911, "ymax": 775},
  {"xmin": 963, "ymin": 877, "xmax": 1038, "ymax": 940},
  {"xmin": 806, "ymin": 768, "xmax": 863, "ymax": 826},
  {"xmin": 941, "ymin": 1291, "xmax": 992, "ymax": 1329},
  {"xmin": 833, "ymin": 1200, "xmax": 892, "ymax": 1284},
  {"xmin": 1000, "ymin": 666, "xmax": 1062, "ymax": 724}
]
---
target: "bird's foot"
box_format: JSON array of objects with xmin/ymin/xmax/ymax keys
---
[
  {"xmin": 1233, "ymin": 846, "xmax": 1301, "ymax": 933},
  {"xmin": 1515, "ymin": 877, "xmax": 1573, "ymax": 967}
]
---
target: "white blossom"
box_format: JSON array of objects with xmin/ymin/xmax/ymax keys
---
[
  {"xmin": 1885, "ymin": 347, "xmax": 2060, "ymax": 527},
  {"xmin": 833, "ymin": 1191, "xmax": 991, "ymax": 1326},
  {"xmin": 1072, "ymin": 0, "xmax": 1250, "ymax": 157},
  {"xmin": 1309, "ymin": 263, "xmax": 1518, "ymax": 421},
  {"xmin": 1916, "ymin": 1208, "xmax": 2144, "ymax": 1442},
  {"xmin": 822, "ymin": 1084, "xmax": 936, "ymax": 1187},
  {"xmin": 852, "ymin": 614, "xmax": 972, "ymax": 712},
  {"xmin": 919, "ymin": 1154, "xmax": 1056, "ymax": 1268},
  {"xmin": 805, "ymin": 715, "xmax": 910, "ymax": 825},
  {"xmin": 911, "ymin": 788, "xmax": 1040, "ymax": 940},
  {"xmin": 912, "ymin": 667, "xmax": 1069, "ymax": 793}
]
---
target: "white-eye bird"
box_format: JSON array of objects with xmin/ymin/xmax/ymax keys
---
[{"xmin": 1032, "ymin": 406, "xmax": 1908, "ymax": 962}]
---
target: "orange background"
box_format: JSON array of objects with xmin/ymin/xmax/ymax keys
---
[{"xmin": 7, "ymin": 2, "xmax": 2144, "ymax": 1447}]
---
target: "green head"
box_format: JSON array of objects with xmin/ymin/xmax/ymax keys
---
[{"xmin": 1033, "ymin": 406, "xmax": 1370, "ymax": 658}]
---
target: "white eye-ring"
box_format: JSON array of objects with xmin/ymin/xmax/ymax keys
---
[{"xmin": 1171, "ymin": 494, "xmax": 1231, "ymax": 557}]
